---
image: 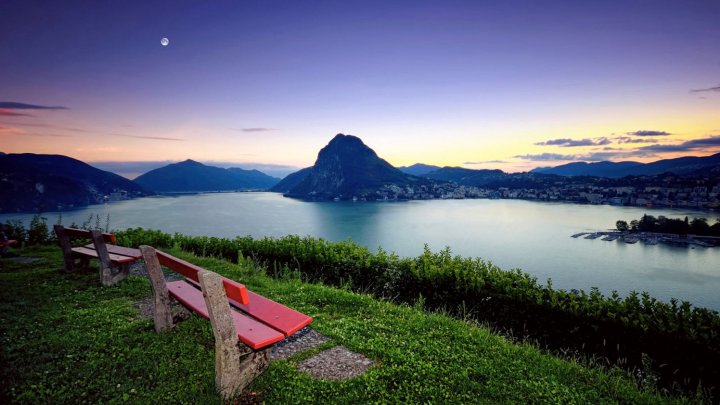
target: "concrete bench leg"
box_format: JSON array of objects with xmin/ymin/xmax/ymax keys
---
[
  {"xmin": 99, "ymin": 262, "xmax": 131, "ymax": 287},
  {"xmin": 140, "ymin": 246, "xmax": 175, "ymax": 332},
  {"xmin": 199, "ymin": 271, "xmax": 269, "ymax": 399},
  {"xmin": 91, "ymin": 230, "xmax": 129, "ymax": 287}
]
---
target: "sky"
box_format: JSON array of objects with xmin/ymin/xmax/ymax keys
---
[{"xmin": 1, "ymin": 0, "xmax": 719, "ymax": 178}]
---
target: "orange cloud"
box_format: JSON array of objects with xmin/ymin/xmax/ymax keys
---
[{"xmin": 0, "ymin": 109, "xmax": 33, "ymax": 117}]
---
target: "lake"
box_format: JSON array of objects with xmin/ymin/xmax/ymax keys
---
[{"xmin": 2, "ymin": 192, "xmax": 719, "ymax": 310}]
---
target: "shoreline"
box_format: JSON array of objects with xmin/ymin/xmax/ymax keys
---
[
  {"xmin": 572, "ymin": 230, "xmax": 719, "ymax": 248},
  {"xmin": 3, "ymin": 190, "xmax": 720, "ymax": 216}
]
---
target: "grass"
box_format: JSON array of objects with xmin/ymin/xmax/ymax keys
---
[{"xmin": 0, "ymin": 246, "xmax": 701, "ymax": 404}]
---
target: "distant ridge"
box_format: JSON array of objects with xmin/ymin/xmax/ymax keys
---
[
  {"xmin": 397, "ymin": 163, "xmax": 441, "ymax": 176},
  {"xmin": 269, "ymin": 167, "xmax": 312, "ymax": 193},
  {"xmin": 281, "ymin": 134, "xmax": 431, "ymax": 200},
  {"xmin": 0, "ymin": 153, "xmax": 149, "ymax": 213},
  {"xmin": 531, "ymin": 152, "xmax": 720, "ymax": 178},
  {"xmin": 135, "ymin": 160, "xmax": 280, "ymax": 193}
]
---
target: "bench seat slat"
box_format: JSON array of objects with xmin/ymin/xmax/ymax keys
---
[
  {"xmin": 84, "ymin": 243, "xmax": 142, "ymax": 259},
  {"xmin": 72, "ymin": 247, "xmax": 136, "ymax": 264},
  {"xmin": 233, "ymin": 291, "xmax": 313, "ymax": 337},
  {"xmin": 186, "ymin": 278, "xmax": 312, "ymax": 337},
  {"xmin": 167, "ymin": 280, "xmax": 285, "ymax": 350}
]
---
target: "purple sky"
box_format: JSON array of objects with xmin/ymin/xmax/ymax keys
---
[{"xmin": 2, "ymin": 0, "xmax": 719, "ymax": 177}]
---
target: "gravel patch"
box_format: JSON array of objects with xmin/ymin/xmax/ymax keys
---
[
  {"xmin": 2, "ymin": 256, "xmax": 41, "ymax": 263},
  {"xmin": 270, "ymin": 327, "xmax": 330, "ymax": 360},
  {"xmin": 129, "ymin": 261, "xmax": 184, "ymax": 281},
  {"xmin": 297, "ymin": 346, "xmax": 374, "ymax": 380}
]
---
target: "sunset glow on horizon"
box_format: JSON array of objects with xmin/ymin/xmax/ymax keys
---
[{"xmin": 2, "ymin": 1, "xmax": 719, "ymax": 178}]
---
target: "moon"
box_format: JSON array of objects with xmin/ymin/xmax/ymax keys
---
[{"xmin": 161, "ymin": 37, "xmax": 169, "ymax": 46}]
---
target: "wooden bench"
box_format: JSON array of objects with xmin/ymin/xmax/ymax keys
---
[
  {"xmin": 139, "ymin": 246, "xmax": 312, "ymax": 399},
  {"xmin": 0, "ymin": 238, "xmax": 18, "ymax": 257},
  {"xmin": 1, "ymin": 239, "xmax": 18, "ymax": 249},
  {"xmin": 53, "ymin": 225, "xmax": 142, "ymax": 287}
]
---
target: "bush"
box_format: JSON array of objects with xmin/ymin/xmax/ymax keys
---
[
  {"xmin": 114, "ymin": 228, "xmax": 173, "ymax": 249},
  {"xmin": 27, "ymin": 215, "xmax": 51, "ymax": 245},
  {"xmin": 3, "ymin": 219, "xmax": 27, "ymax": 246},
  {"xmin": 173, "ymin": 232, "xmax": 720, "ymax": 395}
]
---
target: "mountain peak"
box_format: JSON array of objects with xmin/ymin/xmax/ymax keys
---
[{"xmin": 284, "ymin": 134, "xmax": 427, "ymax": 200}]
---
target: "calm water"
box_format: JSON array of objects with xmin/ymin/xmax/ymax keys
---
[{"xmin": 3, "ymin": 192, "xmax": 719, "ymax": 310}]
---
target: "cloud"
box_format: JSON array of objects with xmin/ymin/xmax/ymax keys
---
[
  {"xmin": 626, "ymin": 130, "xmax": 671, "ymax": 136},
  {"xmin": 0, "ymin": 121, "xmax": 183, "ymax": 141},
  {"xmin": 514, "ymin": 153, "xmax": 576, "ymax": 161},
  {"xmin": 0, "ymin": 102, "xmax": 69, "ymax": 110},
  {"xmin": 0, "ymin": 109, "xmax": 34, "ymax": 117},
  {"xmin": 637, "ymin": 135, "xmax": 720, "ymax": 153},
  {"xmin": 534, "ymin": 137, "xmax": 611, "ymax": 147},
  {"xmin": 0, "ymin": 126, "xmax": 26, "ymax": 135},
  {"xmin": 230, "ymin": 128, "xmax": 276, "ymax": 132},
  {"xmin": 0, "ymin": 125, "xmax": 69, "ymax": 137},
  {"xmin": 615, "ymin": 136, "xmax": 658, "ymax": 144},
  {"xmin": 690, "ymin": 85, "xmax": 720, "ymax": 93},
  {"xmin": 464, "ymin": 160, "xmax": 507, "ymax": 164},
  {"xmin": 111, "ymin": 134, "xmax": 184, "ymax": 141}
]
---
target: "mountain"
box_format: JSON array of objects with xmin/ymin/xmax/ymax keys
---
[
  {"xmin": 531, "ymin": 161, "xmax": 643, "ymax": 177},
  {"xmin": 282, "ymin": 134, "xmax": 432, "ymax": 200},
  {"xmin": 226, "ymin": 168, "xmax": 281, "ymax": 189},
  {"xmin": 397, "ymin": 163, "xmax": 441, "ymax": 176},
  {"xmin": 531, "ymin": 153, "xmax": 720, "ymax": 178},
  {"xmin": 422, "ymin": 167, "xmax": 506, "ymax": 186},
  {"xmin": 0, "ymin": 153, "xmax": 149, "ymax": 213},
  {"xmin": 134, "ymin": 160, "xmax": 279, "ymax": 192},
  {"xmin": 269, "ymin": 167, "xmax": 312, "ymax": 193}
]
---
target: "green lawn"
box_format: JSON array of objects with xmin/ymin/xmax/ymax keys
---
[{"xmin": 0, "ymin": 246, "xmax": 696, "ymax": 404}]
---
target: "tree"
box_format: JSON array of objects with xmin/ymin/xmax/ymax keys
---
[
  {"xmin": 690, "ymin": 218, "xmax": 710, "ymax": 235},
  {"xmin": 630, "ymin": 220, "xmax": 639, "ymax": 231},
  {"xmin": 616, "ymin": 220, "xmax": 629, "ymax": 232}
]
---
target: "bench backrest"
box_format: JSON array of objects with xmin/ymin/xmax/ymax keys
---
[
  {"xmin": 60, "ymin": 227, "xmax": 116, "ymax": 244},
  {"xmin": 54, "ymin": 225, "xmax": 116, "ymax": 272},
  {"xmin": 155, "ymin": 250, "xmax": 250, "ymax": 305}
]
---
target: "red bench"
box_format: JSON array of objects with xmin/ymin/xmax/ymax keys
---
[
  {"xmin": 53, "ymin": 225, "xmax": 142, "ymax": 286},
  {"xmin": 0, "ymin": 239, "xmax": 18, "ymax": 249},
  {"xmin": 140, "ymin": 246, "xmax": 312, "ymax": 398}
]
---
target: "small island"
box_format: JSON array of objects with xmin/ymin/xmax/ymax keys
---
[{"xmin": 573, "ymin": 214, "xmax": 720, "ymax": 247}]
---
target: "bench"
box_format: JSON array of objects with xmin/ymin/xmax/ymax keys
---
[
  {"xmin": 53, "ymin": 225, "xmax": 142, "ymax": 287},
  {"xmin": 139, "ymin": 246, "xmax": 312, "ymax": 399},
  {"xmin": 0, "ymin": 238, "xmax": 18, "ymax": 257},
  {"xmin": 1, "ymin": 239, "xmax": 18, "ymax": 249},
  {"xmin": 0, "ymin": 239, "xmax": 18, "ymax": 248}
]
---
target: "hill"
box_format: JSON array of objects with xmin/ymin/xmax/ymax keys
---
[
  {"xmin": 0, "ymin": 153, "xmax": 149, "ymax": 213},
  {"xmin": 532, "ymin": 152, "xmax": 720, "ymax": 177},
  {"xmin": 283, "ymin": 134, "xmax": 431, "ymax": 200},
  {"xmin": 269, "ymin": 167, "xmax": 312, "ymax": 193},
  {"xmin": 0, "ymin": 243, "xmax": 679, "ymax": 403},
  {"xmin": 134, "ymin": 160, "xmax": 279, "ymax": 193},
  {"xmin": 397, "ymin": 163, "xmax": 441, "ymax": 176},
  {"xmin": 226, "ymin": 167, "xmax": 281, "ymax": 189}
]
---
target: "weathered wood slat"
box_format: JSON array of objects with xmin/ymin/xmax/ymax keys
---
[
  {"xmin": 62, "ymin": 227, "xmax": 115, "ymax": 244},
  {"xmin": 156, "ymin": 250, "xmax": 249, "ymax": 304},
  {"xmin": 72, "ymin": 246, "xmax": 137, "ymax": 263},
  {"xmin": 167, "ymin": 280, "xmax": 285, "ymax": 350},
  {"xmin": 85, "ymin": 243, "xmax": 141, "ymax": 259},
  {"xmin": 186, "ymin": 278, "xmax": 312, "ymax": 337}
]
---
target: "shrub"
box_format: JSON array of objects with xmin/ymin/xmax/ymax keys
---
[
  {"xmin": 27, "ymin": 214, "xmax": 51, "ymax": 245},
  {"xmin": 174, "ymin": 232, "xmax": 720, "ymax": 395},
  {"xmin": 114, "ymin": 228, "xmax": 173, "ymax": 249}
]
